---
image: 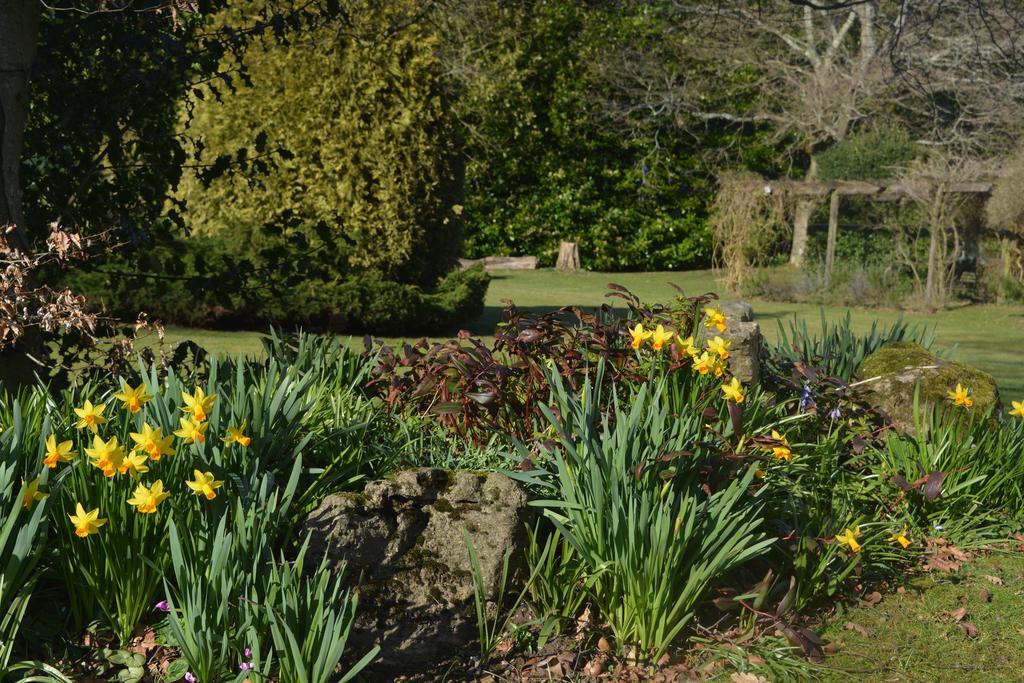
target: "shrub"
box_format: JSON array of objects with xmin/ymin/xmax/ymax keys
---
[
  {"xmin": 58, "ymin": 240, "xmax": 490, "ymax": 335},
  {"xmin": 445, "ymin": 1, "xmax": 717, "ymax": 271},
  {"xmin": 368, "ymin": 286, "xmax": 715, "ymax": 443},
  {"xmin": 817, "ymin": 127, "xmax": 920, "ymax": 181},
  {"xmin": 180, "ymin": 0, "xmax": 463, "ymax": 289}
]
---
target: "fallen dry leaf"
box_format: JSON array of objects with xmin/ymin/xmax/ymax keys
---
[
  {"xmin": 925, "ymin": 555, "xmax": 962, "ymax": 573},
  {"xmin": 747, "ymin": 653, "xmax": 766, "ymax": 666},
  {"xmin": 597, "ymin": 636, "xmax": 611, "ymax": 652},
  {"xmin": 958, "ymin": 620, "xmax": 979, "ymax": 638},
  {"xmin": 979, "ymin": 588, "xmax": 992, "ymax": 602},
  {"xmin": 863, "ymin": 591, "xmax": 883, "ymax": 605},
  {"xmin": 583, "ymin": 655, "xmax": 606, "ymax": 676},
  {"xmin": 574, "ymin": 605, "xmax": 592, "ymax": 641},
  {"xmin": 845, "ymin": 622, "xmax": 871, "ymax": 637},
  {"xmin": 702, "ymin": 659, "xmax": 724, "ymax": 675},
  {"xmin": 983, "ymin": 575, "xmax": 1005, "ymax": 586},
  {"xmin": 947, "ymin": 607, "xmax": 967, "ymax": 622},
  {"xmin": 731, "ymin": 673, "xmax": 769, "ymax": 683}
]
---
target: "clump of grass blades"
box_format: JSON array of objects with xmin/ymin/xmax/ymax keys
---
[
  {"xmin": 769, "ymin": 309, "xmax": 938, "ymax": 381},
  {"xmin": 514, "ymin": 367, "xmax": 773, "ymax": 661}
]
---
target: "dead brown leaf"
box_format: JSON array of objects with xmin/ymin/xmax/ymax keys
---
[
  {"xmin": 863, "ymin": 591, "xmax": 883, "ymax": 606},
  {"xmin": 731, "ymin": 673, "xmax": 770, "ymax": 683},
  {"xmin": 844, "ymin": 622, "xmax": 871, "ymax": 637},
  {"xmin": 983, "ymin": 575, "xmax": 1005, "ymax": 586},
  {"xmin": 583, "ymin": 655, "xmax": 607, "ymax": 676},
  {"xmin": 574, "ymin": 605, "xmax": 592, "ymax": 641},
  {"xmin": 947, "ymin": 607, "xmax": 967, "ymax": 622},
  {"xmin": 958, "ymin": 620, "xmax": 980, "ymax": 638},
  {"xmin": 979, "ymin": 588, "xmax": 993, "ymax": 603}
]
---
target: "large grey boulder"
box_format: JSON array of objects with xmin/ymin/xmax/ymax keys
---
[
  {"xmin": 720, "ymin": 301, "xmax": 761, "ymax": 385},
  {"xmin": 303, "ymin": 468, "xmax": 531, "ymax": 677},
  {"xmin": 854, "ymin": 342, "xmax": 1000, "ymax": 434}
]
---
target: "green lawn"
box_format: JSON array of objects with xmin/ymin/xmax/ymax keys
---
[
  {"xmin": 160, "ymin": 268, "xmax": 1024, "ymax": 400},
  {"xmin": 819, "ymin": 552, "xmax": 1024, "ymax": 682}
]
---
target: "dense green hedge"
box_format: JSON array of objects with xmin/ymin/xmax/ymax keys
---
[
  {"xmin": 59, "ymin": 237, "xmax": 490, "ymax": 336},
  {"xmin": 447, "ymin": 1, "xmax": 718, "ymax": 271},
  {"xmin": 179, "ymin": 0, "xmax": 463, "ymax": 288}
]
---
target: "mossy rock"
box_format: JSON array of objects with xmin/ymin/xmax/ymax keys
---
[{"xmin": 855, "ymin": 342, "xmax": 999, "ymax": 433}]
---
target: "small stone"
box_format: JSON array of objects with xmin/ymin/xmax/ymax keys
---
[{"xmin": 723, "ymin": 321, "xmax": 762, "ymax": 385}]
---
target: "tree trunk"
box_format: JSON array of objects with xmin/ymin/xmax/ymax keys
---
[
  {"xmin": 924, "ymin": 221, "xmax": 940, "ymax": 308},
  {"xmin": 0, "ymin": 0, "xmax": 41, "ymax": 253},
  {"xmin": 999, "ymin": 237, "xmax": 1012, "ymax": 303},
  {"xmin": 789, "ymin": 200, "xmax": 815, "ymax": 267},
  {"xmin": 0, "ymin": 1, "xmax": 42, "ymax": 392},
  {"xmin": 824, "ymin": 189, "xmax": 840, "ymax": 285},
  {"xmin": 556, "ymin": 241, "xmax": 580, "ymax": 271},
  {"xmin": 788, "ymin": 155, "xmax": 819, "ymax": 268}
]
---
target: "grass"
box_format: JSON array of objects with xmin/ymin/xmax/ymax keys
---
[
  {"xmin": 819, "ymin": 552, "xmax": 1024, "ymax": 682},
  {"xmin": 157, "ymin": 268, "xmax": 1024, "ymax": 400}
]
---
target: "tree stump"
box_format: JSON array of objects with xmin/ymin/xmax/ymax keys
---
[{"xmin": 556, "ymin": 241, "xmax": 580, "ymax": 271}]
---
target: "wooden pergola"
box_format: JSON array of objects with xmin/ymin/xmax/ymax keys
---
[{"xmin": 761, "ymin": 179, "xmax": 995, "ymax": 284}]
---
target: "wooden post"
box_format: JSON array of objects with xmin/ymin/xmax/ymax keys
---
[
  {"xmin": 556, "ymin": 241, "xmax": 580, "ymax": 271},
  {"xmin": 824, "ymin": 190, "xmax": 840, "ymax": 286}
]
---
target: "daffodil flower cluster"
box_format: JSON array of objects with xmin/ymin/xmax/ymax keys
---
[
  {"xmin": 626, "ymin": 305, "xmax": 747, "ymax": 405},
  {"xmin": 36, "ymin": 382, "xmax": 251, "ymax": 538},
  {"xmin": 833, "ymin": 525, "xmax": 913, "ymax": 554}
]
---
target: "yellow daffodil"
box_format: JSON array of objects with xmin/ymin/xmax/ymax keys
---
[
  {"xmin": 127, "ymin": 480, "xmax": 170, "ymax": 514},
  {"xmin": 706, "ymin": 336, "xmax": 732, "ymax": 360},
  {"xmin": 1010, "ymin": 400, "xmax": 1024, "ymax": 418},
  {"xmin": 711, "ymin": 355, "xmax": 727, "ymax": 378},
  {"xmin": 703, "ymin": 305, "xmax": 727, "ymax": 333},
  {"xmin": 222, "ymin": 419, "xmax": 252, "ymax": 448},
  {"xmin": 693, "ymin": 352, "xmax": 715, "ymax": 375},
  {"xmin": 676, "ymin": 334, "xmax": 699, "ymax": 358},
  {"xmin": 890, "ymin": 528, "xmax": 911, "ymax": 549},
  {"xmin": 628, "ymin": 323, "xmax": 652, "ymax": 350},
  {"xmin": 769, "ymin": 430, "xmax": 792, "ymax": 461},
  {"xmin": 69, "ymin": 503, "xmax": 106, "ymax": 538},
  {"xmin": 947, "ymin": 383, "xmax": 973, "ymax": 409},
  {"xmin": 85, "ymin": 434, "xmax": 126, "ymax": 478},
  {"xmin": 119, "ymin": 452, "xmax": 150, "ymax": 478},
  {"xmin": 835, "ymin": 527, "xmax": 862, "ymax": 552},
  {"xmin": 721, "ymin": 377, "xmax": 745, "ymax": 404},
  {"xmin": 649, "ymin": 324, "xmax": 674, "ymax": 351},
  {"xmin": 181, "ymin": 387, "xmax": 216, "ymax": 422},
  {"xmin": 185, "ymin": 470, "xmax": 224, "ymax": 500},
  {"xmin": 21, "ymin": 478, "xmax": 45, "ymax": 509},
  {"xmin": 130, "ymin": 423, "xmax": 175, "ymax": 461},
  {"xmin": 113, "ymin": 381, "xmax": 153, "ymax": 414},
  {"xmin": 73, "ymin": 400, "xmax": 107, "ymax": 433},
  {"xmin": 43, "ymin": 435, "xmax": 76, "ymax": 468},
  {"xmin": 174, "ymin": 417, "xmax": 208, "ymax": 445}
]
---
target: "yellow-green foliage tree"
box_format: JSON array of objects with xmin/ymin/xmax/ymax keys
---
[{"xmin": 181, "ymin": 0, "xmax": 463, "ymax": 288}]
